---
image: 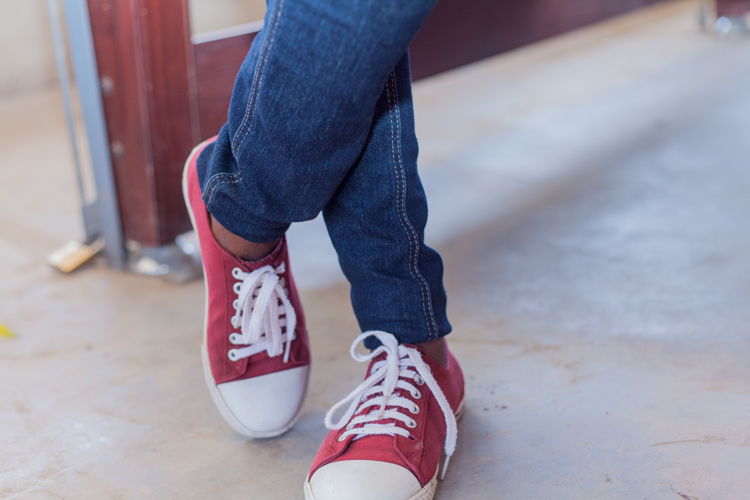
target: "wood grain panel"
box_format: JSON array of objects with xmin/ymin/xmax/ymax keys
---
[
  {"xmin": 716, "ymin": 0, "xmax": 750, "ymax": 16},
  {"xmin": 88, "ymin": 0, "xmax": 156, "ymax": 244},
  {"xmin": 137, "ymin": 0, "xmax": 200, "ymax": 243},
  {"xmin": 88, "ymin": 0, "xmax": 199, "ymax": 246},
  {"xmin": 194, "ymin": 31, "xmax": 258, "ymax": 138},
  {"xmin": 410, "ymin": 0, "xmax": 665, "ymax": 79}
]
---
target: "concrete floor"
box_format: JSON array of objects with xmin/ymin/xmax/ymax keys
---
[{"xmin": 3, "ymin": 1, "xmax": 750, "ymax": 498}]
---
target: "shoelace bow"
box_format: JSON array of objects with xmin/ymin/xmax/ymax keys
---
[
  {"xmin": 324, "ymin": 331, "xmax": 458, "ymax": 479},
  {"xmin": 227, "ymin": 263, "xmax": 296, "ymax": 362}
]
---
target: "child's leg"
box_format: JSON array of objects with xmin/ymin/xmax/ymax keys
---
[
  {"xmin": 323, "ymin": 55, "xmax": 451, "ymax": 359},
  {"xmin": 196, "ymin": 0, "xmax": 438, "ymax": 245},
  {"xmin": 187, "ymin": 2, "xmax": 462, "ymax": 497},
  {"xmin": 311, "ymin": 57, "xmax": 461, "ymax": 500}
]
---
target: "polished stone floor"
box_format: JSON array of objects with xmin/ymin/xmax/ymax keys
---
[{"xmin": 2, "ymin": 2, "xmax": 750, "ymax": 498}]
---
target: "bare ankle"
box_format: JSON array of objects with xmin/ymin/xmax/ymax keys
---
[
  {"xmin": 210, "ymin": 215, "xmax": 278, "ymax": 261},
  {"xmin": 416, "ymin": 337, "xmax": 447, "ymax": 367}
]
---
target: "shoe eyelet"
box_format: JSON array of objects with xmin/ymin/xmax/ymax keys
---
[
  {"xmin": 411, "ymin": 389, "xmax": 422, "ymax": 399},
  {"xmin": 337, "ymin": 435, "xmax": 346, "ymax": 442},
  {"xmin": 410, "ymin": 404, "xmax": 420, "ymax": 415},
  {"xmin": 232, "ymin": 268, "xmax": 241, "ymax": 278},
  {"xmin": 406, "ymin": 419, "xmax": 417, "ymax": 429},
  {"xmin": 227, "ymin": 349, "xmax": 239, "ymax": 361},
  {"xmin": 233, "ymin": 283, "xmax": 241, "ymax": 294},
  {"xmin": 228, "ymin": 333, "xmax": 242, "ymax": 344},
  {"xmin": 414, "ymin": 375, "xmax": 424, "ymax": 386}
]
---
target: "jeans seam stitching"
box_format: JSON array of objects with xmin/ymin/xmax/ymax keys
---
[
  {"xmin": 230, "ymin": 0, "xmax": 286, "ymax": 157},
  {"xmin": 386, "ymin": 75, "xmax": 427, "ymax": 334},
  {"xmin": 385, "ymin": 70, "xmax": 439, "ymax": 339},
  {"xmin": 204, "ymin": 174, "xmax": 243, "ymax": 208},
  {"xmin": 203, "ymin": 172, "xmax": 241, "ymax": 208}
]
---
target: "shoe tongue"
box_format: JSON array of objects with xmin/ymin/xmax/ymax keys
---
[
  {"xmin": 346, "ymin": 401, "xmax": 405, "ymax": 450},
  {"xmin": 365, "ymin": 352, "xmax": 388, "ymax": 377},
  {"xmin": 352, "ymin": 356, "xmax": 412, "ymax": 431}
]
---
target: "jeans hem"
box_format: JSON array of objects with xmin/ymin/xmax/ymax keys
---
[
  {"xmin": 203, "ymin": 178, "xmax": 290, "ymax": 243},
  {"xmin": 363, "ymin": 322, "xmax": 452, "ymax": 350}
]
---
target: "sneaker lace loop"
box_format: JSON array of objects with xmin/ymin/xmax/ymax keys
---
[
  {"xmin": 324, "ymin": 330, "xmax": 457, "ymax": 479},
  {"xmin": 229, "ymin": 263, "xmax": 296, "ymax": 362}
]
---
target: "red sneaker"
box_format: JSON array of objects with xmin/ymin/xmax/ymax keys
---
[
  {"xmin": 305, "ymin": 331, "xmax": 464, "ymax": 500},
  {"xmin": 182, "ymin": 139, "xmax": 311, "ymax": 438}
]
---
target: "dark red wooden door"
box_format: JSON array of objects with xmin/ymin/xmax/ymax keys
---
[{"xmin": 717, "ymin": 0, "xmax": 750, "ymax": 15}]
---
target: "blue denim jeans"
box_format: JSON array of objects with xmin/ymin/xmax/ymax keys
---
[{"xmin": 197, "ymin": 0, "xmax": 451, "ymax": 344}]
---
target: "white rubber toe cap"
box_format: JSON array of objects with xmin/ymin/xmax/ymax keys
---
[
  {"xmin": 214, "ymin": 364, "xmax": 309, "ymax": 437},
  {"xmin": 307, "ymin": 460, "xmax": 422, "ymax": 500}
]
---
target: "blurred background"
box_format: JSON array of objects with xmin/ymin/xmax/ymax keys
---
[{"xmin": 2, "ymin": 0, "xmax": 750, "ymax": 498}]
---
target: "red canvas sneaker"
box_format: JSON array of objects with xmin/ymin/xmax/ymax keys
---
[
  {"xmin": 182, "ymin": 138, "xmax": 311, "ymax": 438},
  {"xmin": 304, "ymin": 331, "xmax": 464, "ymax": 500}
]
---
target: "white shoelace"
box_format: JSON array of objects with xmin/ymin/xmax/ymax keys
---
[
  {"xmin": 227, "ymin": 263, "xmax": 296, "ymax": 363},
  {"xmin": 324, "ymin": 331, "xmax": 458, "ymax": 479}
]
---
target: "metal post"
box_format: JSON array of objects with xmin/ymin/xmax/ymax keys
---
[
  {"xmin": 48, "ymin": 0, "xmax": 96, "ymax": 239},
  {"xmin": 60, "ymin": 0, "xmax": 126, "ymax": 268}
]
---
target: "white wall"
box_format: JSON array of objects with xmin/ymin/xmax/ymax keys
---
[
  {"xmin": 0, "ymin": 0, "xmax": 56, "ymax": 95},
  {"xmin": 189, "ymin": 0, "xmax": 265, "ymax": 35}
]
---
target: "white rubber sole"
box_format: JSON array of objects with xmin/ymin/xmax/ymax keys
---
[
  {"xmin": 303, "ymin": 400, "xmax": 465, "ymax": 500},
  {"xmin": 182, "ymin": 141, "xmax": 308, "ymax": 439}
]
